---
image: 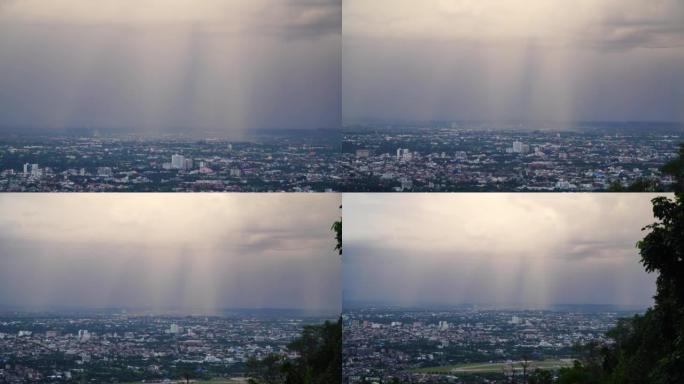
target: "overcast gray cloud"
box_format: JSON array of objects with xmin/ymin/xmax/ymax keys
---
[
  {"xmin": 0, "ymin": 194, "xmax": 341, "ymax": 314},
  {"xmin": 343, "ymin": 193, "xmax": 668, "ymax": 308},
  {"xmin": 0, "ymin": 0, "xmax": 341, "ymax": 133},
  {"xmin": 343, "ymin": 0, "xmax": 684, "ymax": 123}
]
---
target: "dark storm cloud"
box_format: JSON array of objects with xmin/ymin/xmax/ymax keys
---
[
  {"xmin": 0, "ymin": 0, "xmax": 341, "ymax": 133},
  {"xmin": 263, "ymin": 0, "xmax": 341, "ymax": 39},
  {"xmin": 0, "ymin": 194, "xmax": 341, "ymax": 313},
  {"xmin": 343, "ymin": 193, "xmax": 666, "ymax": 308},
  {"xmin": 343, "ymin": 0, "xmax": 684, "ymax": 122}
]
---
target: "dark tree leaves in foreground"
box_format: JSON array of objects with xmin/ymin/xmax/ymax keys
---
[
  {"xmin": 661, "ymin": 143, "xmax": 684, "ymax": 193},
  {"xmin": 556, "ymin": 192, "xmax": 684, "ymax": 383},
  {"xmin": 611, "ymin": 142, "xmax": 684, "ymax": 192},
  {"xmin": 248, "ymin": 318, "xmax": 342, "ymax": 384},
  {"xmin": 332, "ymin": 204, "xmax": 342, "ymax": 255},
  {"xmin": 528, "ymin": 369, "xmax": 554, "ymax": 384}
]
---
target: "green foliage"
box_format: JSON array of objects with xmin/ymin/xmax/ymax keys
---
[
  {"xmin": 556, "ymin": 361, "xmax": 603, "ymax": 384},
  {"xmin": 607, "ymin": 178, "xmax": 664, "ymax": 192},
  {"xmin": 247, "ymin": 354, "xmax": 287, "ymax": 384},
  {"xmin": 556, "ymin": 191, "xmax": 684, "ymax": 384},
  {"xmin": 528, "ymin": 368, "xmax": 554, "ymax": 384},
  {"xmin": 248, "ymin": 318, "xmax": 341, "ymax": 384},
  {"xmin": 661, "ymin": 143, "xmax": 684, "ymax": 193},
  {"xmin": 612, "ymin": 142, "xmax": 684, "ymax": 192},
  {"xmin": 332, "ymin": 220, "xmax": 342, "ymax": 255},
  {"xmin": 332, "ymin": 205, "xmax": 342, "ymax": 255}
]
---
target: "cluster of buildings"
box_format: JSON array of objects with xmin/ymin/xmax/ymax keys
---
[
  {"xmin": 0, "ymin": 134, "xmax": 341, "ymax": 192},
  {"xmin": 0, "ymin": 312, "xmax": 323, "ymax": 383},
  {"xmin": 343, "ymin": 307, "xmax": 629, "ymax": 384},
  {"xmin": 1, "ymin": 125, "xmax": 681, "ymax": 192},
  {"xmin": 341, "ymin": 124, "xmax": 682, "ymax": 191}
]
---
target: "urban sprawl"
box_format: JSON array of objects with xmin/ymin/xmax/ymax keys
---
[
  {"xmin": 0, "ymin": 312, "xmax": 329, "ymax": 383},
  {"xmin": 343, "ymin": 307, "xmax": 633, "ymax": 384},
  {"xmin": 1, "ymin": 123, "xmax": 683, "ymax": 192},
  {"xmin": 341, "ymin": 122, "xmax": 683, "ymax": 191}
]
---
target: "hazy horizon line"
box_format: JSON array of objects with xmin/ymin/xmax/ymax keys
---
[
  {"xmin": 0, "ymin": 305, "xmax": 341, "ymax": 315},
  {"xmin": 343, "ymin": 118, "xmax": 684, "ymax": 126},
  {"xmin": 342, "ymin": 300, "xmax": 650, "ymax": 311}
]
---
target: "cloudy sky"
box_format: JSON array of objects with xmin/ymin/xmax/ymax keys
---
[
  {"xmin": 343, "ymin": 0, "xmax": 684, "ymax": 123},
  {"xmin": 343, "ymin": 193, "xmax": 668, "ymax": 309},
  {"xmin": 0, "ymin": 0, "xmax": 340, "ymax": 133},
  {"xmin": 0, "ymin": 194, "xmax": 340, "ymax": 314}
]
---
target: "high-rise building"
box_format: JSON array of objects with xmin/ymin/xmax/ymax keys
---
[
  {"xmin": 512, "ymin": 141, "xmax": 530, "ymax": 154},
  {"xmin": 29, "ymin": 164, "xmax": 41, "ymax": 178},
  {"xmin": 171, "ymin": 154, "xmax": 185, "ymax": 169},
  {"xmin": 396, "ymin": 148, "xmax": 412, "ymax": 161},
  {"xmin": 78, "ymin": 329, "xmax": 91, "ymax": 342}
]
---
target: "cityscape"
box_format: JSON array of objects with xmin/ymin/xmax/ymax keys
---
[
  {"xmin": 0, "ymin": 310, "xmax": 333, "ymax": 383},
  {"xmin": 342, "ymin": 193, "xmax": 662, "ymax": 384},
  {"xmin": 341, "ymin": 122, "xmax": 683, "ymax": 191},
  {"xmin": 1, "ymin": 1, "xmax": 683, "ymax": 384},
  {"xmin": 0, "ymin": 131, "xmax": 341, "ymax": 192},
  {"xmin": 0, "ymin": 193, "xmax": 342, "ymax": 384},
  {"xmin": 343, "ymin": 306, "xmax": 636, "ymax": 384},
  {"xmin": 3, "ymin": 122, "xmax": 682, "ymax": 192}
]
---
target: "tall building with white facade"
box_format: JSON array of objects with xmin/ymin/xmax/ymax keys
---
[{"xmin": 171, "ymin": 154, "xmax": 185, "ymax": 169}]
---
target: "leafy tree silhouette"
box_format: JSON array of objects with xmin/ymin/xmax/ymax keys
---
[
  {"xmin": 332, "ymin": 205, "xmax": 342, "ymax": 255},
  {"xmin": 610, "ymin": 142, "xmax": 684, "ymax": 192},
  {"xmin": 556, "ymin": 153, "xmax": 684, "ymax": 383},
  {"xmin": 247, "ymin": 318, "xmax": 341, "ymax": 384}
]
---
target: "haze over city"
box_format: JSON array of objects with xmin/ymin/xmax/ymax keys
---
[
  {"xmin": 0, "ymin": 194, "xmax": 341, "ymax": 314},
  {"xmin": 0, "ymin": 0, "xmax": 341, "ymax": 134},
  {"xmin": 343, "ymin": 0, "xmax": 684, "ymax": 123},
  {"xmin": 343, "ymin": 193, "xmax": 665, "ymax": 309}
]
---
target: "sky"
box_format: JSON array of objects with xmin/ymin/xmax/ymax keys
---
[
  {"xmin": 343, "ymin": 193, "xmax": 668, "ymax": 309},
  {"xmin": 0, "ymin": 0, "xmax": 341, "ymax": 134},
  {"xmin": 0, "ymin": 194, "xmax": 341, "ymax": 314},
  {"xmin": 343, "ymin": 0, "xmax": 684, "ymax": 123}
]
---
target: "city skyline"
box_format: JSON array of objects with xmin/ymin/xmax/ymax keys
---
[
  {"xmin": 343, "ymin": 193, "xmax": 664, "ymax": 308},
  {"xmin": 0, "ymin": 194, "xmax": 341, "ymax": 314}
]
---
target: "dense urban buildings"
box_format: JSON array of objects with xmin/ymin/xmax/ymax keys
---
[
  {"xmin": 3, "ymin": 123, "xmax": 682, "ymax": 192},
  {"xmin": 343, "ymin": 307, "xmax": 637, "ymax": 384},
  {"xmin": 0, "ymin": 131, "xmax": 341, "ymax": 192},
  {"xmin": 0, "ymin": 310, "xmax": 333, "ymax": 383},
  {"xmin": 0, "ymin": 194, "xmax": 342, "ymax": 383},
  {"xmin": 341, "ymin": 122, "xmax": 683, "ymax": 191}
]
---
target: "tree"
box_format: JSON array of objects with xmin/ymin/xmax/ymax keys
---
[
  {"xmin": 661, "ymin": 143, "xmax": 684, "ymax": 193},
  {"xmin": 521, "ymin": 355, "xmax": 530, "ymax": 383},
  {"xmin": 633, "ymin": 193, "xmax": 684, "ymax": 382},
  {"xmin": 247, "ymin": 354, "xmax": 287, "ymax": 384},
  {"xmin": 612, "ymin": 142, "xmax": 684, "ymax": 192},
  {"xmin": 332, "ymin": 205, "xmax": 342, "ymax": 255},
  {"xmin": 556, "ymin": 361, "xmax": 602, "ymax": 384},
  {"xmin": 556, "ymin": 191, "xmax": 684, "ymax": 384},
  {"xmin": 528, "ymin": 369, "xmax": 553, "ymax": 384},
  {"xmin": 284, "ymin": 318, "xmax": 342, "ymax": 384},
  {"xmin": 608, "ymin": 177, "xmax": 664, "ymax": 192},
  {"xmin": 247, "ymin": 318, "xmax": 342, "ymax": 384}
]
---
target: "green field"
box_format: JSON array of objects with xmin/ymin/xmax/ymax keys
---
[{"xmin": 413, "ymin": 359, "xmax": 575, "ymax": 374}]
